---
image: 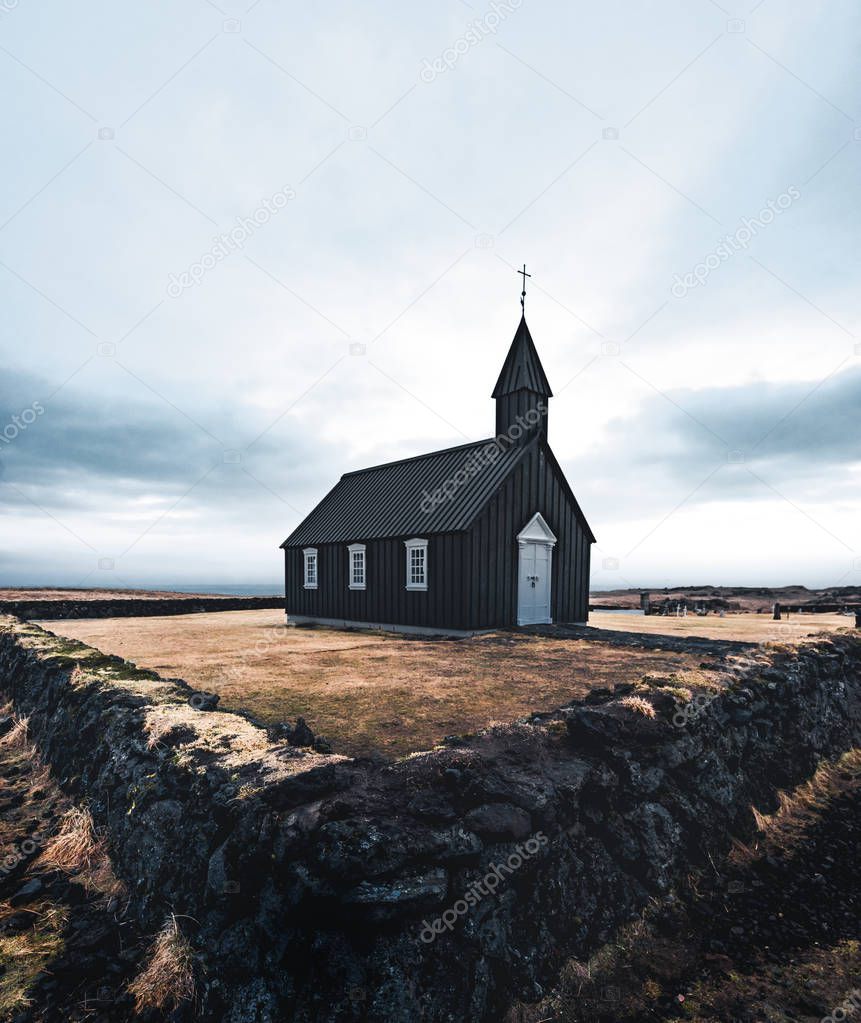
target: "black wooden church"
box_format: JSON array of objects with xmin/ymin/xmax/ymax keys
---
[{"xmin": 281, "ymin": 293, "xmax": 595, "ymax": 635}]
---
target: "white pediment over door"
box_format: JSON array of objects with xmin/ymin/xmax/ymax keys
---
[{"xmin": 517, "ymin": 512, "xmax": 557, "ymax": 547}]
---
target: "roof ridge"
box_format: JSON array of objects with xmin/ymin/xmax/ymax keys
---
[
  {"xmin": 538, "ymin": 439, "xmax": 596, "ymax": 543},
  {"xmin": 340, "ymin": 437, "xmax": 495, "ymax": 478}
]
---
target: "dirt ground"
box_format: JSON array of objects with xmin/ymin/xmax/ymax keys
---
[
  {"xmin": 36, "ymin": 609, "xmax": 849, "ymax": 759},
  {"xmin": 591, "ymin": 609, "xmax": 850, "ymax": 643},
  {"xmin": 36, "ymin": 610, "xmax": 731, "ymax": 759}
]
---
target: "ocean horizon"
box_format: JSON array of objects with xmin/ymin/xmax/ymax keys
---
[{"xmin": 153, "ymin": 584, "xmax": 283, "ymax": 596}]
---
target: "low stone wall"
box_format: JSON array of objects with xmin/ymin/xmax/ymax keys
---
[
  {"xmin": 0, "ymin": 595, "xmax": 284, "ymax": 620},
  {"xmin": 0, "ymin": 615, "xmax": 859, "ymax": 1022}
]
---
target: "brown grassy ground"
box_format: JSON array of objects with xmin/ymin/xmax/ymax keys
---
[
  {"xmin": 36, "ymin": 610, "xmax": 726, "ymax": 758},
  {"xmin": 591, "ymin": 610, "xmax": 850, "ymax": 643}
]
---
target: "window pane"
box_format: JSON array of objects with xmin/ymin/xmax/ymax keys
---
[{"xmin": 409, "ymin": 546, "xmax": 425, "ymax": 584}]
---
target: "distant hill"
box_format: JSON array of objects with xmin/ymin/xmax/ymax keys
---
[{"xmin": 590, "ymin": 585, "xmax": 861, "ymax": 612}]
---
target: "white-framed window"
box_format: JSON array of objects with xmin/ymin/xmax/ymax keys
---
[
  {"xmin": 404, "ymin": 537, "xmax": 428, "ymax": 591},
  {"xmin": 348, "ymin": 543, "xmax": 366, "ymax": 590},
  {"xmin": 303, "ymin": 547, "xmax": 318, "ymax": 589}
]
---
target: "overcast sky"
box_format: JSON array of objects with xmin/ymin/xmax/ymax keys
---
[{"xmin": 1, "ymin": 0, "xmax": 859, "ymax": 592}]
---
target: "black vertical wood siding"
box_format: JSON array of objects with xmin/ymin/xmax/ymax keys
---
[
  {"xmin": 495, "ymin": 388, "xmax": 549, "ymax": 442},
  {"xmin": 284, "ymin": 533, "xmax": 469, "ymax": 630}
]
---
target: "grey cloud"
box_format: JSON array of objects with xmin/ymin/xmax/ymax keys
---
[
  {"xmin": 568, "ymin": 364, "xmax": 861, "ymax": 521},
  {"xmin": 663, "ymin": 368, "xmax": 861, "ymax": 464},
  {"xmin": 0, "ymin": 368, "xmax": 341, "ymax": 517},
  {"xmin": 0, "ymin": 370, "xmax": 218, "ymax": 490}
]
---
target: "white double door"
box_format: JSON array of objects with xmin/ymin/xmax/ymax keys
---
[{"xmin": 517, "ymin": 540, "xmax": 552, "ymax": 625}]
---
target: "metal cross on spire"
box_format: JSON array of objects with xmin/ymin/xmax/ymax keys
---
[{"xmin": 518, "ymin": 263, "xmax": 531, "ymax": 312}]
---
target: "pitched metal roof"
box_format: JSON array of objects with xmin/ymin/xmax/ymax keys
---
[
  {"xmin": 281, "ymin": 438, "xmax": 529, "ymax": 547},
  {"xmin": 491, "ymin": 315, "xmax": 553, "ymax": 398}
]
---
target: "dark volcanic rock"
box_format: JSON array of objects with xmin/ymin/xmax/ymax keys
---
[
  {"xmin": 343, "ymin": 867, "xmax": 448, "ymax": 908},
  {"xmin": 189, "ymin": 690, "xmax": 220, "ymax": 711},
  {"xmin": 566, "ymin": 703, "xmax": 668, "ymax": 747},
  {"xmin": 0, "ymin": 595, "xmax": 284, "ymax": 620},
  {"xmin": 270, "ymin": 721, "xmax": 294, "ymax": 741},
  {"xmin": 0, "ymin": 614, "xmax": 860, "ymax": 1023},
  {"xmin": 10, "ymin": 876, "xmax": 43, "ymax": 905},
  {"xmin": 290, "ymin": 716, "xmax": 315, "ymax": 747},
  {"xmin": 463, "ymin": 802, "xmax": 533, "ymax": 841}
]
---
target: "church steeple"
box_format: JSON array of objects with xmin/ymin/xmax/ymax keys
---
[
  {"xmin": 492, "ymin": 314, "xmax": 553, "ymax": 399},
  {"xmin": 492, "ymin": 313, "xmax": 552, "ymax": 443}
]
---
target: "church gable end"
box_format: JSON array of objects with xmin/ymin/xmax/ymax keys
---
[{"xmin": 463, "ymin": 438, "xmax": 592, "ymax": 628}]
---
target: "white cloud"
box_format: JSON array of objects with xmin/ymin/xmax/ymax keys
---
[{"xmin": 0, "ymin": 1, "xmax": 859, "ymax": 587}]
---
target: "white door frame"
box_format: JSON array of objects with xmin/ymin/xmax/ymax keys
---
[{"xmin": 516, "ymin": 512, "xmax": 557, "ymax": 626}]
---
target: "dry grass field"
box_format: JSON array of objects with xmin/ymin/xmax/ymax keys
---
[
  {"xmin": 591, "ymin": 610, "xmax": 850, "ymax": 643},
  {"xmin": 37, "ymin": 609, "xmax": 850, "ymax": 758},
  {"xmin": 35, "ymin": 609, "xmax": 731, "ymax": 759}
]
